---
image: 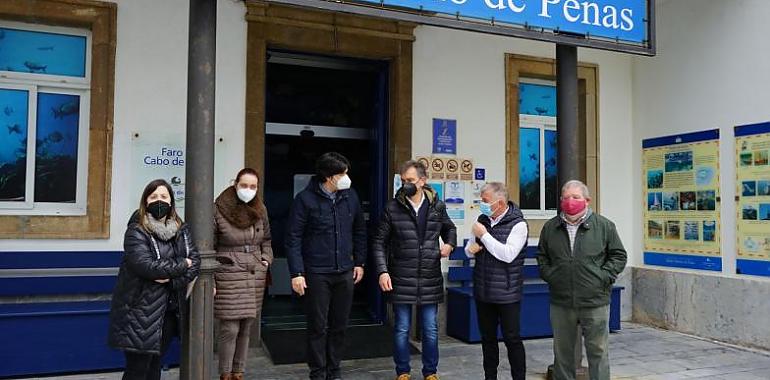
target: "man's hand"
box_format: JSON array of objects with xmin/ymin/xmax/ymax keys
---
[
  {"xmin": 379, "ymin": 273, "xmax": 393, "ymax": 292},
  {"xmin": 467, "ymin": 242, "xmax": 483, "ymax": 255},
  {"xmin": 261, "ymin": 260, "xmax": 269, "ymax": 268},
  {"xmin": 185, "ymin": 258, "xmax": 193, "ymax": 268},
  {"xmin": 472, "ymin": 222, "xmax": 488, "ymax": 238},
  {"xmin": 292, "ymin": 276, "xmax": 307, "ymax": 296},
  {"xmin": 353, "ymin": 266, "xmax": 364, "ymax": 284},
  {"xmin": 440, "ymin": 244, "xmax": 453, "ymax": 258}
]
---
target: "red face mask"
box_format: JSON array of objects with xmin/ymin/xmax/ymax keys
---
[{"xmin": 561, "ymin": 198, "xmax": 587, "ymax": 216}]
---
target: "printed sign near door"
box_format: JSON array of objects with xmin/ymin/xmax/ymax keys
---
[
  {"xmin": 130, "ymin": 132, "xmax": 186, "ymax": 218},
  {"xmin": 432, "ymin": 118, "xmax": 457, "ymax": 154}
]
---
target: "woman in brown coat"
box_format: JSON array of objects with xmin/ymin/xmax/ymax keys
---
[{"xmin": 213, "ymin": 168, "xmax": 273, "ymax": 380}]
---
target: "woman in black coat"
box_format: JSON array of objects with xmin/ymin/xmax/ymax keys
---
[{"xmin": 108, "ymin": 179, "xmax": 200, "ymax": 380}]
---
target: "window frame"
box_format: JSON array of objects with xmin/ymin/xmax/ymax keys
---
[
  {"xmin": 505, "ymin": 54, "xmax": 600, "ymax": 237},
  {"xmin": 519, "ymin": 113, "xmax": 558, "ymax": 219},
  {"xmin": 0, "ymin": 21, "xmax": 92, "ymax": 215},
  {"xmin": 0, "ymin": 0, "xmax": 116, "ymax": 239}
]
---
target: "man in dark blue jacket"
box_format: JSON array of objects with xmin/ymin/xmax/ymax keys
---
[{"xmin": 286, "ymin": 152, "xmax": 367, "ymax": 380}]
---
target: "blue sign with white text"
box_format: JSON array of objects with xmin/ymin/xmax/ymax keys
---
[
  {"xmin": 433, "ymin": 118, "xmax": 456, "ymax": 154},
  {"xmin": 354, "ymin": 0, "xmax": 647, "ymax": 43}
]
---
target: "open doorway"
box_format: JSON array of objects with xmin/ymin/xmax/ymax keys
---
[{"xmin": 260, "ymin": 51, "xmax": 395, "ymax": 363}]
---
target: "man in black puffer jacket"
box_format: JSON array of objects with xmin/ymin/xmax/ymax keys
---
[{"xmin": 373, "ymin": 160, "xmax": 457, "ymax": 380}]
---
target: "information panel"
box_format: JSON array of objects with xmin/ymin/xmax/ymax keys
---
[
  {"xmin": 735, "ymin": 122, "xmax": 770, "ymax": 277},
  {"xmin": 642, "ymin": 129, "xmax": 721, "ymax": 271}
]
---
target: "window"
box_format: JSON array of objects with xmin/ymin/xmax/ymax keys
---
[
  {"xmin": 0, "ymin": 22, "xmax": 91, "ymax": 215},
  {"xmin": 518, "ymin": 80, "xmax": 558, "ymax": 218},
  {"xmin": 505, "ymin": 54, "xmax": 599, "ymax": 235},
  {"xmin": 0, "ymin": 0, "xmax": 115, "ymax": 239}
]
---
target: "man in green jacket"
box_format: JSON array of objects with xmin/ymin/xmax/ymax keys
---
[{"xmin": 537, "ymin": 180, "xmax": 627, "ymax": 380}]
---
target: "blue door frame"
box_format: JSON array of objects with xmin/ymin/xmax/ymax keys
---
[{"xmin": 365, "ymin": 64, "xmax": 390, "ymax": 323}]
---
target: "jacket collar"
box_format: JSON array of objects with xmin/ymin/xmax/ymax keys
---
[
  {"xmin": 479, "ymin": 201, "xmax": 523, "ymax": 226},
  {"xmin": 308, "ymin": 177, "xmax": 349, "ymax": 201},
  {"xmin": 215, "ymin": 186, "xmax": 262, "ymax": 229},
  {"xmin": 396, "ymin": 184, "xmax": 437, "ymax": 210},
  {"xmin": 558, "ymin": 209, "xmax": 594, "ymax": 229}
]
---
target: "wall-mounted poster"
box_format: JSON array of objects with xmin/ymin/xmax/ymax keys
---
[
  {"xmin": 735, "ymin": 122, "xmax": 770, "ymax": 277},
  {"xmin": 642, "ymin": 129, "xmax": 721, "ymax": 271},
  {"xmin": 130, "ymin": 133, "xmax": 186, "ymax": 218}
]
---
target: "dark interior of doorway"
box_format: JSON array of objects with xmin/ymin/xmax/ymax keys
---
[{"xmin": 261, "ymin": 51, "xmax": 415, "ymax": 364}]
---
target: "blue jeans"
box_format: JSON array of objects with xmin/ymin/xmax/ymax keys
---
[{"xmin": 393, "ymin": 303, "xmax": 439, "ymax": 377}]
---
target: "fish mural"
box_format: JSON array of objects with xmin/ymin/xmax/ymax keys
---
[
  {"xmin": 519, "ymin": 128, "xmax": 541, "ymax": 209},
  {"xmin": 7, "ymin": 124, "xmax": 21, "ymax": 135},
  {"xmin": 0, "ymin": 27, "xmax": 86, "ymax": 78},
  {"xmin": 24, "ymin": 61, "xmax": 47, "ymax": 73},
  {"xmin": 34, "ymin": 93, "xmax": 80, "ymax": 202},
  {"xmin": 520, "ymin": 83, "xmax": 556, "ymax": 117},
  {"xmin": 3, "ymin": 106, "xmax": 13, "ymax": 116},
  {"xmin": 52, "ymin": 101, "xmax": 79, "ymax": 119}
]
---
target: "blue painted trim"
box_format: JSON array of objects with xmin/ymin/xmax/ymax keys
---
[
  {"xmin": 735, "ymin": 122, "xmax": 770, "ymax": 137},
  {"xmin": 642, "ymin": 129, "xmax": 719, "ymax": 148},
  {"xmin": 736, "ymin": 259, "xmax": 770, "ymax": 277},
  {"xmin": 0, "ymin": 276, "xmax": 117, "ymax": 296},
  {"xmin": 0, "ymin": 251, "xmax": 122, "ymax": 269},
  {"xmin": 644, "ymin": 252, "xmax": 722, "ymax": 271}
]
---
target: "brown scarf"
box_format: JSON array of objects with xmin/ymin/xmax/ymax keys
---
[{"xmin": 215, "ymin": 186, "xmax": 266, "ymax": 229}]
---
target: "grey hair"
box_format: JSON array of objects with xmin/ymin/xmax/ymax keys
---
[
  {"xmin": 480, "ymin": 182, "xmax": 509, "ymax": 202},
  {"xmin": 400, "ymin": 160, "xmax": 428, "ymax": 178},
  {"xmin": 561, "ymin": 180, "xmax": 591, "ymax": 199}
]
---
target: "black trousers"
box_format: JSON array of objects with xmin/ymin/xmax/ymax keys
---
[
  {"xmin": 122, "ymin": 310, "xmax": 178, "ymax": 380},
  {"xmin": 475, "ymin": 300, "xmax": 526, "ymax": 380},
  {"xmin": 305, "ymin": 271, "xmax": 354, "ymax": 380}
]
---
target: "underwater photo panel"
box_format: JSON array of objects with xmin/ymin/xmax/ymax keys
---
[
  {"xmin": 0, "ymin": 87, "xmax": 29, "ymax": 202},
  {"xmin": 0, "ymin": 27, "xmax": 87, "ymax": 78},
  {"xmin": 35, "ymin": 92, "xmax": 80, "ymax": 203}
]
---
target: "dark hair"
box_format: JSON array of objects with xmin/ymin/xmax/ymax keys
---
[
  {"xmin": 233, "ymin": 167, "xmax": 267, "ymax": 219},
  {"xmin": 315, "ymin": 152, "xmax": 350, "ymax": 182},
  {"xmin": 235, "ymin": 167, "xmax": 259, "ymax": 184},
  {"xmin": 399, "ymin": 160, "xmax": 427, "ymax": 179},
  {"xmin": 138, "ymin": 179, "xmax": 182, "ymax": 230}
]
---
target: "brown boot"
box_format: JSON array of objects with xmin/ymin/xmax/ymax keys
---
[
  {"xmin": 231, "ymin": 372, "xmax": 244, "ymax": 380},
  {"xmin": 220, "ymin": 374, "xmax": 232, "ymax": 380}
]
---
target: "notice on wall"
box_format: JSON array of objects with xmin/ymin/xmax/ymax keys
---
[
  {"xmin": 444, "ymin": 180, "xmax": 465, "ymax": 225},
  {"xmin": 735, "ymin": 122, "xmax": 770, "ymax": 277},
  {"xmin": 432, "ymin": 118, "xmax": 456, "ymax": 154},
  {"xmin": 131, "ymin": 133, "xmax": 186, "ymax": 218},
  {"xmin": 642, "ymin": 129, "xmax": 721, "ymax": 271}
]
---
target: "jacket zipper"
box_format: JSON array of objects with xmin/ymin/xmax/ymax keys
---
[{"xmin": 400, "ymin": 197, "xmax": 422, "ymax": 302}]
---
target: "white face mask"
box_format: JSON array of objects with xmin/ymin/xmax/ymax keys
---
[
  {"xmin": 336, "ymin": 174, "xmax": 352, "ymax": 191},
  {"xmin": 237, "ymin": 188, "xmax": 257, "ymax": 203}
]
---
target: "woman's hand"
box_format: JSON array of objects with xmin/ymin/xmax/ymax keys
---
[{"xmin": 155, "ymin": 278, "xmax": 170, "ymax": 284}]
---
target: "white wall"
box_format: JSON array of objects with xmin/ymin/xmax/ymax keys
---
[
  {"xmin": 411, "ymin": 25, "xmax": 636, "ymax": 318},
  {"xmin": 1, "ymin": 0, "xmax": 248, "ymax": 251},
  {"xmin": 632, "ymin": 0, "xmax": 770, "ymax": 279},
  {"xmin": 630, "ymin": 0, "xmax": 770, "ymax": 347}
]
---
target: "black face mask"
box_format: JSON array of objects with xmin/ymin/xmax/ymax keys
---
[
  {"xmin": 402, "ymin": 182, "xmax": 418, "ymax": 197},
  {"xmin": 147, "ymin": 200, "xmax": 171, "ymax": 220}
]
